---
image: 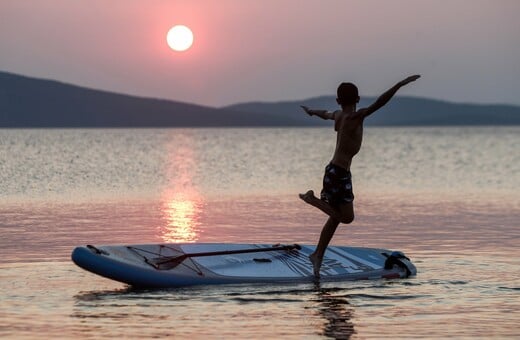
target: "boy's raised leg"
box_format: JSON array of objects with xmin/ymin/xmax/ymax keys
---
[{"xmin": 299, "ymin": 190, "xmax": 341, "ymax": 220}]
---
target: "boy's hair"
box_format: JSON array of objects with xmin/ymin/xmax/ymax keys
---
[{"xmin": 337, "ymin": 82, "xmax": 359, "ymax": 105}]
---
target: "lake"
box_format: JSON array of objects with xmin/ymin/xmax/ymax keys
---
[{"xmin": 1, "ymin": 127, "xmax": 519, "ymax": 339}]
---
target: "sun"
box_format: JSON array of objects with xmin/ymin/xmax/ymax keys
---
[{"xmin": 166, "ymin": 25, "xmax": 194, "ymax": 52}]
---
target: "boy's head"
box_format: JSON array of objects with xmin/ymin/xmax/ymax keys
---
[{"xmin": 336, "ymin": 82, "xmax": 359, "ymax": 106}]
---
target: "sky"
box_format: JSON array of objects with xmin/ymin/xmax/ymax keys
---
[{"xmin": 1, "ymin": 0, "xmax": 519, "ymax": 107}]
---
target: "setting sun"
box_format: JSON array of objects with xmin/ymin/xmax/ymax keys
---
[{"xmin": 166, "ymin": 25, "xmax": 193, "ymax": 52}]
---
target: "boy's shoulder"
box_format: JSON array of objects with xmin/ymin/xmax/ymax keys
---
[
  {"xmin": 335, "ymin": 109, "xmax": 364, "ymax": 121},
  {"xmin": 332, "ymin": 110, "xmax": 344, "ymax": 119}
]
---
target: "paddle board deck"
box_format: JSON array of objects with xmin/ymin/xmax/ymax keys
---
[{"xmin": 71, "ymin": 243, "xmax": 417, "ymax": 288}]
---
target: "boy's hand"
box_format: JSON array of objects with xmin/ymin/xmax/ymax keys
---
[
  {"xmin": 300, "ymin": 105, "xmax": 313, "ymax": 116},
  {"xmin": 399, "ymin": 75, "xmax": 421, "ymax": 86}
]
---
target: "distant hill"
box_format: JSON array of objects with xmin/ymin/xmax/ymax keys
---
[
  {"xmin": 0, "ymin": 71, "xmax": 297, "ymax": 127},
  {"xmin": 1, "ymin": 71, "xmax": 519, "ymax": 127},
  {"xmin": 224, "ymin": 96, "xmax": 520, "ymax": 126}
]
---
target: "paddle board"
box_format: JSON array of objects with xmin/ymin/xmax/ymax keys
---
[{"xmin": 71, "ymin": 243, "xmax": 416, "ymax": 288}]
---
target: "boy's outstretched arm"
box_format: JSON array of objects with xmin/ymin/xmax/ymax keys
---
[
  {"xmin": 358, "ymin": 75, "xmax": 420, "ymax": 118},
  {"xmin": 301, "ymin": 105, "xmax": 335, "ymax": 120}
]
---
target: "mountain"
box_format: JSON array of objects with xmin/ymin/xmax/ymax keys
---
[
  {"xmin": 1, "ymin": 71, "xmax": 519, "ymax": 127},
  {"xmin": 223, "ymin": 96, "xmax": 520, "ymax": 126},
  {"xmin": 0, "ymin": 71, "xmax": 296, "ymax": 127}
]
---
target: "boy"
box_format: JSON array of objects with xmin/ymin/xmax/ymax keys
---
[{"xmin": 299, "ymin": 75, "xmax": 421, "ymax": 278}]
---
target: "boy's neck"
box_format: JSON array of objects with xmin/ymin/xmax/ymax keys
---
[{"xmin": 341, "ymin": 104, "xmax": 356, "ymax": 112}]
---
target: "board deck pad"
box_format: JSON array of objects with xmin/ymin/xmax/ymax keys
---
[{"xmin": 72, "ymin": 243, "xmax": 417, "ymax": 288}]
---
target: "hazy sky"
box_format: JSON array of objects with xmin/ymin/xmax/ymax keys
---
[{"xmin": 1, "ymin": 0, "xmax": 519, "ymax": 107}]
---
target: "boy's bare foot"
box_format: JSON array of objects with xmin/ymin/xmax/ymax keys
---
[
  {"xmin": 299, "ymin": 190, "xmax": 316, "ymax": 203},
  {"xmin": 309, "ymin": 253, "xmax": 322, "ymax": 279},
  {"xmin": 299, "ymin": 190, "xmax": 341, "ymax": 220}
]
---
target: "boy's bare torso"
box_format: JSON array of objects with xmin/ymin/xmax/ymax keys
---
[{"xmin": 331, "ymin": 110, "xmax": 363, "ymax": 170}]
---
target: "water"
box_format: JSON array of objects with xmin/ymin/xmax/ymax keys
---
[{"xmin": 1, "ymin": 127, "xmax": 519, "ymax": 339}]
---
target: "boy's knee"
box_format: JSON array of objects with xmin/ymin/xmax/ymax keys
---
[{"xmin": 340, "ymin": 213, "xmax": 354, "ymax": 224}]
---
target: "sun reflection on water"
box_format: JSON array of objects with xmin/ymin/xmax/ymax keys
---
[
  {"xmin": 160, "ymin": 194, "xmax": 203, "ymax": 243},
  {"xmin": 158, "ymin": 131, "xmax": 204, "ymax": 243}
]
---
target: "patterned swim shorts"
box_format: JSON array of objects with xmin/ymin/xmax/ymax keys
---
[{"xmin": 320, "ymin": 163, "xmax": 354, "ymax": 207}]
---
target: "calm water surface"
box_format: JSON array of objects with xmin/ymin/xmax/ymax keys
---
[{"xmin": 1, "ymin": 127, "xmax": 519, "ymax": 339}]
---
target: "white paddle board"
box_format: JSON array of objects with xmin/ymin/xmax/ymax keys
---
[{"xmin": 71, "ymin": 243, "xmax": 416, "ymax": 288}]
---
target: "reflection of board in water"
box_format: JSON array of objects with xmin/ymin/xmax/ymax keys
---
[{"xmin": 72, "ymin": 243, "xmax": 417, "ymax": 288}]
